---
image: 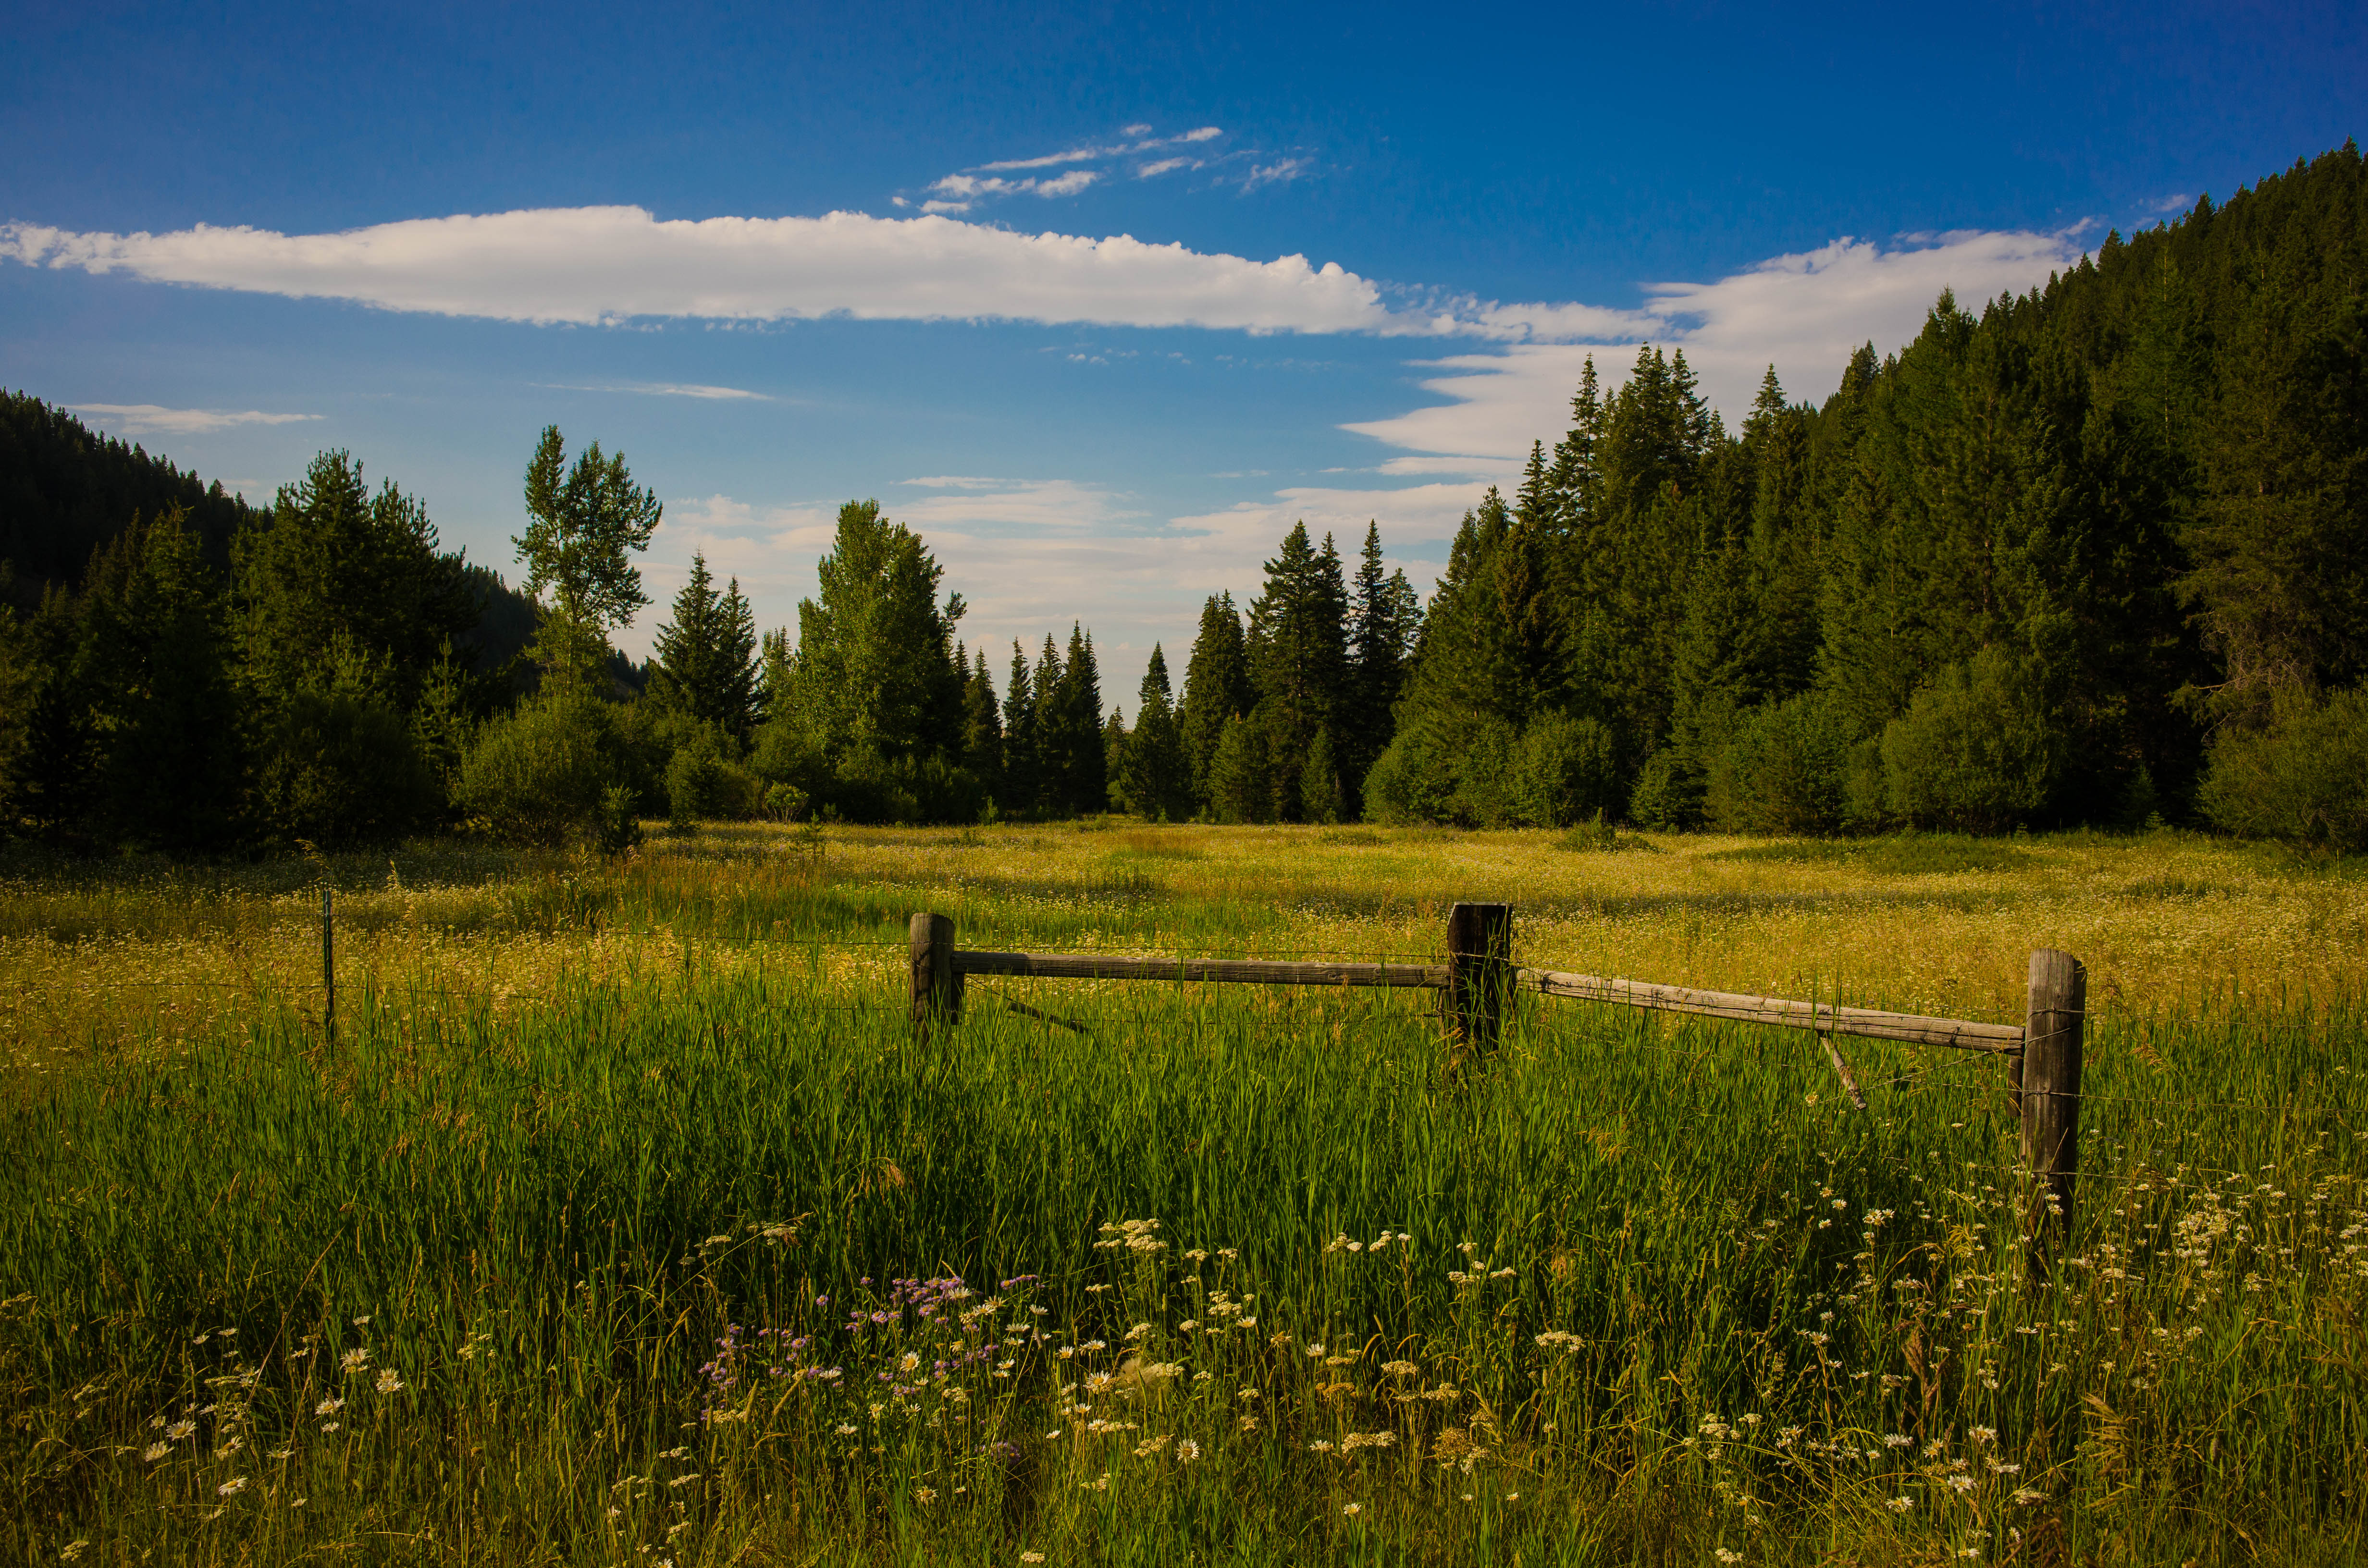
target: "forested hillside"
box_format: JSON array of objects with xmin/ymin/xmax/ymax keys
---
[
  {"xmin": 1365, "ymin": 142, "xmax": 2367, "ymax": 841},
  {"xmin": 2, "ymin": 143, "xmax": 2362, "ymax": 853}
]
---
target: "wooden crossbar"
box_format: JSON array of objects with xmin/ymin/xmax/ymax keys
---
[
  {"xmin": 1511, "ymin": 967, "xmax": 2023, "ymax": 1053},
  {"xmin": 951, "ymin": 951, "xmax": 1448, "ymax": 988}
]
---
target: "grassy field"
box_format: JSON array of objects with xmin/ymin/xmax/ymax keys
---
[{"xmin": 2, "ymin": 823, "xmax": 2364, "ymax": 1565}]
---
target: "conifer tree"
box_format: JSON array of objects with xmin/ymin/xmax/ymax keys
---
[
  {"xmin": 1344, "ymin": 522, "xmax": 1418, "ymax": 801},
  {"xmin": 650, "ymin": 551, "xmax": 762, "ymax": 741},
  {"xmin": 1119, "ymin": 643, "xmax": 1191, "ymax": 821},
  {"xmin": 235, "ymin": 449, "xmax": 475, "ymax": 709},
  {"xmin": 1244, "ymin": 522, "xmax": 1350, "ymax": 820},
  {"xmin": 961, "ymin": 647, "xmax": 1004, "ymax": 795},
  {"xmin": 1178, "ymin": 592, "xmax": 1251, "ymax": 812},
  {"xmin": 1051, "ymin": 624, "xmax": 1105, "ymax": 814},
  {"xmin": 1001, "ymin": 642, "xmax": 1040, "ymax": 815}
]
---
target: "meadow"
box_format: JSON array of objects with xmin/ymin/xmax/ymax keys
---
[{"xmin": 2, "ymin": 822, "xmax": 2365, "ymax": 1566}]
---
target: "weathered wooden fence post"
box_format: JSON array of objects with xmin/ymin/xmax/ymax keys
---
[
  {"xmin": 321, "ymin": 884, "xmax": 336, "ymax": 1050},
  {"xmin": 2021, "ymin": 948, "xmax": 2085, "ymax": 1267},
  {"xmin": 1445, "ymin": 902, "xmax": 1513, "ymax": 1063},
  {"xmin": 909, "ymin": 912, "xmax": 961, "ymax": 1026}
]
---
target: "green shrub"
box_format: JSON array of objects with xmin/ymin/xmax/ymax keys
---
[
  {"xmin": 456, "ymin": 692, "xmax": 642, "ymax": 851},
  {"xmin": 1509, "ymin": 714, "xmax": 1619, "ymax": 828},
  {"xmin": 254, "ymin": 690, "xmax": 439, "ymax": 848},
  {"xmin": 664, "ymin": 725, "xmax": 764, "ymax": 827},
  {"xmin": 2197, "ymin": 685, "xmax": 2368, "ymax": 853},
  {"xmin": 1705, "ymin": 691, "xmax": 1855, "ymax": 834},
  {"xmin": 1879, "ymin": 649, "xmax": 2060, "ymax": 833},
  {"xmin": 1628, "ymin": 748, "xmax": 1702, "ymax": 831}
]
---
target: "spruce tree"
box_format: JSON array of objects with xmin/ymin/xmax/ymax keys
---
[
  {"xmin": 1245, "ymin": 522, "xmax": 1350, "ymax": 820},
  {"xmin": 1119, "ymin": 643, "xmax": 1191, "ymax": 821},
  {"xmin": 961, "ymin": 647, "xmax": 1004, "ymax": 796},
  {"xmin": 1034, "ymin": 633, "xmax": 1066, "ymax": 812},
  {"xmin": 1178, "ymin": 592, "xmax": 1251, "ymax": 812},
  {"xmin": 650, "ymin": 552, "xmax": 762, "ymax": 741},
  {"xmin": 1055, "ymin": 624, "xmax": 1106, "ymax": 814},
  {"xmin": 1001, "ymin": 642, "xmax": 1040, "ymax": 815},
  {"xmin": 235, "ymin": 449, "xmax": 476, "ymax": 710}
]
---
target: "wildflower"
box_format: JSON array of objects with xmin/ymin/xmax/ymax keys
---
[
  {"xmin": 1883, "ymin": 1433, "xmax": 1913, "ymax": 1447},
  {"xmin": 143, "ymin": 1442, "xmax": 169, "ymax": 1461},
  {"xmin": 320, "ymin": 1422, "xmax": 340, "ymax": 1432},
  {"xmin": 2013, "ymin": 1487, "xmax": 2046, "ymax": 1505},
  {"xmin": 269, "ymin": 1446, "xmax": 293, "ymax": 1459},
  {"xmin": 1504, "ymin": 1493, "xmax": 1519, "ymax": 1502},
  {"xmin": 1177, "ymin": 1438, "xmax": 1200, "ymax": 1462},
  {"xmin": 1021, "ymin": 1555, "xmax": 1045, "ymax": 1564},
  {"xmin": 1886, "ymin": 1497, "xmax": 1912, "ymax": 1514},
  {"xmin": 218, "ymin": 1476, "xmax": 249, "ymax": 1496},
  {"xmin": 834, "ymin": 1422, "xmax": 857, "ymax": 1435},
  {"xmin": 375, "ymin": 1370, "xmax": 405, "ymax": 1394},
  {"xmin": 1715, "ymin": 1552, "xmax": 1742, "ymax": 1564},
  {"xmin": 166, "ymin": 1420, "xmax": 195, "ymax": 1441},
  {"xmin": 1970, "ymin": 1426, "xmax": 1996, "ymax": 1444},
  {"xmin": 1342, "ymin": 1503, "xmax": 1363, "ymax": 1517},
  {"xmin": 351, "ymin": 1316, "xmax": 370, "ymax": 1327},
  {"xmin": 914, "ymin": 1487, "xmax": 936, "ymax": 1504},
  {"xmin": 340, "ymin": 1348, "xmax": 370, "ymax": 1373}
]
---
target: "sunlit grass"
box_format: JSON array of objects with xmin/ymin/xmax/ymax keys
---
[{"xmin": 3, "ymin": 823, "xmax": 2364, "ymax": 1563}]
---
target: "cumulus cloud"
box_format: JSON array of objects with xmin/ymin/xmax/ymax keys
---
[
  {"xmin": 1, "ymin": 207, "xmax": 1393, "ymax": 333},
  {"xmin": 67, "ymin": 402, "xmax": 320, "ymax": 436},
  {"xmin": 1348, "ymin": 229, "xmax": 2085, "ymax": 482}
]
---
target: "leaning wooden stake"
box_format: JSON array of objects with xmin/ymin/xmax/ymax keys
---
[
  {"xmin": 910, "ymin": 912, "xmax": 961, "ymax": 1026},
  {"xmin": 1445, "ymin": 902, "xmax": 1513, "ymax": 1064},
  {"xmin": 2021, "ymin": 949, "xmax": 2085, "ymax": 1270},
  {"xmin": 321, "ymin": 885, "xmax": 336, "ymax": 1051}
]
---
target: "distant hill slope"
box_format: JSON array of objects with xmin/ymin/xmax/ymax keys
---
[
  {"xmin": 0, "ymin": 395, "xmax": 544, "ymax": 663},
  {"xmin": 0, "ymin": 391, "xmax": 263, "ymax": 603}
]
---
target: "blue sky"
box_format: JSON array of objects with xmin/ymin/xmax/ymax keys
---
[{"xmin": 4, "ymin": 0, "xmax": 2361, "ymax": 700}]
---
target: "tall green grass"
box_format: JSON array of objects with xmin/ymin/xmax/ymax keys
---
[{"xmin": 5, "ymin": 936, "xmax": 2364, "ymax": 1564}]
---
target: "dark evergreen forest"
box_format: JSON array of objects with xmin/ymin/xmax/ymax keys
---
[{"xmin": 2, "ymin": 144, "xmax": 2362, "ymax": 852}]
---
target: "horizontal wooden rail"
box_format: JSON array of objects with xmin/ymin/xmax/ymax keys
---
[
  {"xmin": 1512, "ymin": 967, "xmax": 2023, "ymax": 1053},
  {"xmin": 952, "ymin": 950, "xmax": 1449, "ymax": 989}
]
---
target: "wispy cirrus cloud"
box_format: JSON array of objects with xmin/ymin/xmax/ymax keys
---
[
  {"xmin": 902, "ymin": 125, "xmax": 1229, "ymax": 212},
  {"xmin": 536, "ymin": 380, "xmax": 772, "ymax": 400},
  {"xmin": 67, "ymin": 402, "xmax": 319, "ymax": 436}
]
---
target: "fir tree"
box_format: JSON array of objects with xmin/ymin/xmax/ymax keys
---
[
  {"xmin": 650, "ymin": 552, "xmax": 762, "ymax": 741},
  {"xmin": 234, "ymin": 449, "xmax": 476, "ymax": 710},
  {"xmin": 1244, "ymin": 522, "xmax": 1350, "ymax": 820},
  {"xmin": 1001, "ymin": 642, "xmax": 1040, "ymax": 815},
  {"xmin": 1118, "ymin": 643, "xmax": 1191, "ymax": 821},
  {"xmin": 961, "ymin": 647, "xmax": 1004, "ymax": 795},
  {"xmin": 1178, "ymin": 592, "xmax": 1250, "ymax": 812}
]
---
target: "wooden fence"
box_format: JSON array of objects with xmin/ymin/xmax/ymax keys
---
[{"xmin": 909, "ymin": 902, "xmax": 2087, "ymax": 1259}]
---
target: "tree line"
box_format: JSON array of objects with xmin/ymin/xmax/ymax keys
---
[
  {"xmin": 1367, "ymin": 142, "xmax": 2367, "ymax": 846},
  {"xmin": 3, "ymin": 142, "xmax": 2363, "ymax": 852}
]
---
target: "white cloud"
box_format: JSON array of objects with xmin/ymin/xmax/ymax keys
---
[
  {"xmin": 1241, "ymin": 159, "xmax": 1310, "ymax": 190},
  {"xmin": 67, "ymin": 402, "xmax": 319, "ymax": 436},
  {"xmin": 2, "ymin": 207, "xmax": 1394, "ymax": 334},
  {"xmin": 1346, "ymin": 229, "xmax": 2085, "ymax": 486},
  {"xmin": 976, "ymin": 145, "xmax": 1114, "ymax": 173},
  {"xmin": 1032, "ymin": 169, "xmax": 1099, "ymax": 198},
  {"xmin": 538, "ymin": 380, "xmax": 771, "ymax": 400},
  {"xmin": 1136, "ymin": 157, "xmax": 1192, "ymax": 178}
]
